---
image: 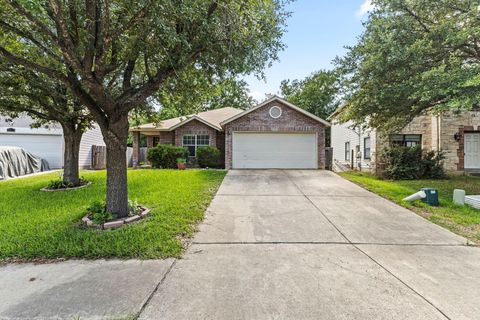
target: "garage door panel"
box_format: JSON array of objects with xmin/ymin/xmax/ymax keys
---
[
  {"xmin": 233, "ymin": 133, "xmax": 317, "ymax": 169},
  {"xmin": 0, "ymin": 134, "xmax": 63, "ymax": 168}
]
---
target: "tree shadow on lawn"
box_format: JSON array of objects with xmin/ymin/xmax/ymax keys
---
[{"xmin": 0, "ymin": 169, "xmax": 226, "ymax": 262}]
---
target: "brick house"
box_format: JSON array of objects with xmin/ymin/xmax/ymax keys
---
[
  {"xmin": 330, "ymin": 107, "xmax": 480, "ymax": 174},
  {"xmin": 130, "ymin": 96, "xmax": 330, "ymax": 169}
]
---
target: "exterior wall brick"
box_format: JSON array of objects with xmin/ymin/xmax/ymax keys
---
[
  {"xmin": 223, "ymin": 100, "xmax": 327, "ymax": 169},
  {"xmin": 216, "ymin": 131, "xmax": 226, "ymax": 166},
  {"xmin": 159, "ymin": 131, "xmax": 174, "ymax": 145},
  {"xmin": 173, "ymin": 119, "xmax": 218, "ymax": 148},
  {"xmin": 146, "ymin": 136, "xmax": 154, "ymax": 148},
  {"xmin": 132, "ymin": 131, "xmax": 140, "ymax": 167}
]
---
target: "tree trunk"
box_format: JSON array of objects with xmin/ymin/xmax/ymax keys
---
[
  {"xmin": 62, "ymin": 124, "xmax": 83, "ymax": 186},
  {"xmin": 102, "ymin": 116, "xmax": 129, "ymax": 217}
]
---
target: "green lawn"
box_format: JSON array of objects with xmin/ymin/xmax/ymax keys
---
[
  {"xmin": 339, "ymin": 171, "xmax": 480, "ymax": 244},
  {"xmin": 0, "ymin": 169, "xmax": 226, "ymax": 262}
]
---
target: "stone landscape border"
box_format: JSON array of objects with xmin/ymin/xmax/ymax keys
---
[
  {"xmin": 82, "ymin": 207, "xmax": 151, "ymax": 230},
  {"xmin": 40, "ymin": 181, "xmax": 92, "ymax": 192}
]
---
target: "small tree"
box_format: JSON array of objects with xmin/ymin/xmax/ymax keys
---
[
  {"xmin": 0, "ymin": 63, "xmax": 90, "ymax": 185},
  {"xmin": 0, "ymin": 0, "xmax": 288, "ymax": 216}
]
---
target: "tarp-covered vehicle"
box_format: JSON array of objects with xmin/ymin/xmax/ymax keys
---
[{"xmin": 0, "ymin": 146, "xmax": 50, "ymax": 180}]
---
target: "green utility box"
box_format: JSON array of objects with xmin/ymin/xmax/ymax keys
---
[{"xmin": 421, "ymin": 188, "xmax": 439, "ymax": 206}]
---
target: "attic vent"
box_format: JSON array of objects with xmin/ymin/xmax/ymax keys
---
[
  {"xmin": 6, "ymin": 128, "xmax": 15, "ymax": 133},
  {"xmin": 269, "ymin": 106, "xmax": 282, "ymax": 119}
]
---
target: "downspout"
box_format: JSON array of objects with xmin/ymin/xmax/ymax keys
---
[
  {"xmin": 436, "ymin": 114, "xmax": 440, "ymax": 152},
  {"xmin": 352, "ymin": 125, "xmax": 362, "ymax": 171}
]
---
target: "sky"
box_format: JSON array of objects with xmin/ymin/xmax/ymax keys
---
[{"xmin": 243, "ymin": 0, "xmax": 373, "ymax": 101}]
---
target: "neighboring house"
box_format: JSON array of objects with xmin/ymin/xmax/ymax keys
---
[
  {"xmin": 330, "ymin": 107, "xmax": 480, "ymax": 174},
  {"xmin": 0, "ymin": 115, "xmax": 105, "ymax": 169},
  {"xmin": 130, "ymin": 96, "xmax": 330, "ymax": 169}
]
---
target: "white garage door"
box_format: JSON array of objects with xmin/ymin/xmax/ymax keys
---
[
  {"xmin": 232, "ymin": 132, "xmax": 317, "ymax": 169},
  {"xmin": 0, "ymin": 134, "xmax": 63, "ymax": 168}
]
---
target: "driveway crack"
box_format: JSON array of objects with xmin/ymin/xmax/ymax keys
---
[{"xmin": 135, "ymin": 259, "xmax": 177, "ymax": 320}]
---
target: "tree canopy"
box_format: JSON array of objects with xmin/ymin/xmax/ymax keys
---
[
  {"xmin": 0, "ymin": 0, "xmax": 289, "ymax": 215},
  {"xmin": 335, "ymin": 0, "xmax": 480, "ymax": 132},
  {"xmin": 280, "ymin": 69, "xmax": 339, "ymax": 146},
  {"xmin": 157, "ymin": 68, "xmax": 256, "ymax": 120},
  {"xmin": 280, "ymin": 69, "xmax": 339, "ymax": 120}
]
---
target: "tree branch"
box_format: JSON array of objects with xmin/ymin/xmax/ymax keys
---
[
  {"xmin": 0, "ymin": 20, "xmax": 63, "ymax": 62},
  {"xmin": 6, "ymin": 0, "xmax": 58, "ymax": 41},
  {"xmin": 0, "ymin": 46, "xmax": 69, "ymax": 83}
]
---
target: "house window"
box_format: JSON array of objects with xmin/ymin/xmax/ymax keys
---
[
  {"xmin": 364, "ymin": 137, "xmax": 371, "ymax": 159},
  {"xmin": 390, "ymin": 134, "xmax": 422, "ymax": 147},
  {"xmin": 345, "ymin": 142, "xmax": 350, "ymax": 161},
  {"xmin": 182, "ymin": 134, "xmax": 210, "ymax": 157}
]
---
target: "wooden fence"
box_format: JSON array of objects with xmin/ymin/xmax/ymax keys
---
[
  {"xmin": 91, "ymin": 145, "xmax": 107, "ymax": 170},
  {"xmin": 91, "ymin": 145, "xmax": 147, "ymax": 169}
]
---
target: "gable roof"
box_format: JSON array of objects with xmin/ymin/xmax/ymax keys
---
[
  {"xmin": 130, "ymin": 107, "xmax": 243, "ymax": 132},
  {"xmin": 220, "ymin": 95, "xmax": 331, "ymax": 127},
  {"xmin": 327, "ymin": 102, "xmax": 348, "ymax": 121}
]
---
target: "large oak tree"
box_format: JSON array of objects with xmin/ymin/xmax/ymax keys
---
[
  {"xmin": 335, "ymin": 0, "xmax": 480, "ymax": 132},
  {"xmin": 0, "ymin": 0, "xmax": 289, "ymax": 216}
]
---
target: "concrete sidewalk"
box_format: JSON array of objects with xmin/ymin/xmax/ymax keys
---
[{"xmin": 1, "ymin": 170, "xmax": 479, "ymax": 319}]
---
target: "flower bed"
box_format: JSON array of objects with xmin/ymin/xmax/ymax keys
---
[
  {"xmin": 41, "ymin": 181, "xmax": 92, "ymax": 192},
  {"xmin": 82, "ymin": 206, "xmax": 150, "ymax": 230}
]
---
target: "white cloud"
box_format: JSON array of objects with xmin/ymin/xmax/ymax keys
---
[
  {"xmin": 356, "ymin": 0, "xmax": 375, "ymax": 17},
  {"xmin": 249, "ymin": 90, "xmax": 266, "ymax": 102}
]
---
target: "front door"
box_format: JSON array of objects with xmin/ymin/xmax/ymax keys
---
[{"xmin": 465, "ymin": 133, "xmax": 480, "ymax": 169}]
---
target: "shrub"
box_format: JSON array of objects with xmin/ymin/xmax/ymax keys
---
[
  {"xmin": 47, "ymin": 177, "xmax": 89, "ymax": 189},
  {"xmin": 377, "ymin": 145, "xmax": 446, "ymax": 180},
  {"xmin": 196, "ymin": 146, "xmax": 222, "ymax": 168},
  {"xmin": 87, "ymin": 201, "xmax": 114, "ymax": 224},
  {"xmin": 147, "ymin": 144, "xmax": 189, "ymax": 168},
  {"xmin": 128, "ymin": 199, "xmax": 142, "ymax": 216}
]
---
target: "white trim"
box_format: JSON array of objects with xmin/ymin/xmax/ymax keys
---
[
  {"xmin": 465, "ymin": 132, "xmax": 480, "ymax": 169},
  {"xmin": 269, "ymin": 105, "xmax": 282, "ymax": 119},
  {"xmin": 182, "ymin": 133, "xmax": 211, "ymax": 157},
  {"xmin": 0, "ymin": 127, "xmax": 62, "ymax": 136},
  {"xmin": 168, "ymin": 115, "xmax": 222, "ymax": 131},
  {"xmin": 221, "ymin": 96, "xmax": 331, "ymax": 127}
]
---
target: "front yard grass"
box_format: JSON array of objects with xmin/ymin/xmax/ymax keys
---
[
  {"xmin": 0, "ymin": 169, "xmax": 226, "ymax": 262},
  {"xmin": 339, "ymin": 171, "xmax": 480, "ymax": 244}
]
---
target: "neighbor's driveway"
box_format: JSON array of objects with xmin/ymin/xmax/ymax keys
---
[{"xmin": 1, "ymin": 170, "xmax": 480, "ymax": 319}]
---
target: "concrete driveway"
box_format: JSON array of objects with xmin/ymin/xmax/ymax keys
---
[
  {"xmin": 1, "ymin": 170, "xmax": 479, "ymax": 319},
  {"xmin": 141, "ymin": 170, "xmax": 479, "ymax": 320}
]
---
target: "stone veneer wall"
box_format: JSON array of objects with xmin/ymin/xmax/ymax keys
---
[
  {"xmin": 223, "ymin": 100, "xmax": 327, "ymax": 169},
  {"xmin": 372, "ymin": 115, "xmax": 433, "ymax": 173},
  {"xmin": 440, "ymin": 111, "xmax": 480, "ymax": 172},
  {"xmin": 371, "ymin": 111, "xmax": 480, "ymax": 173}
]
